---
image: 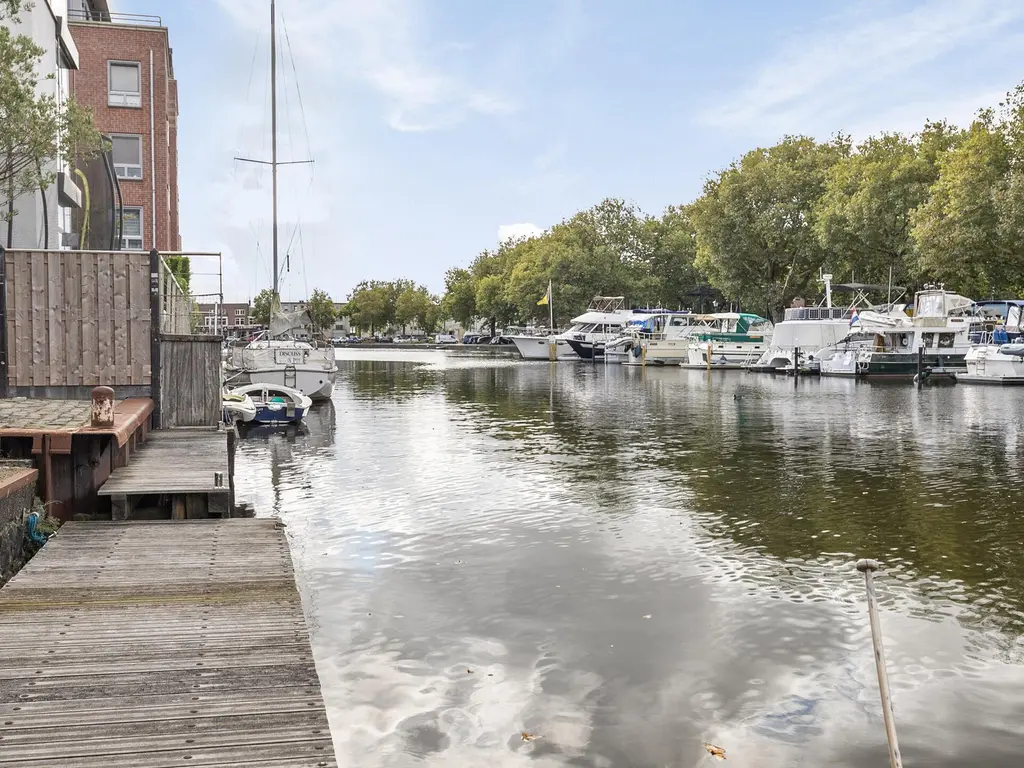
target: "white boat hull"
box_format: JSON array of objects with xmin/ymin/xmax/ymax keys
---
[
  {"xmin": 682, "ymin": 341, "xmax": 766, "ymax": 368},
  {"xmin": 509, "ymin": 336, "xmax": 578, "ymax": 360},
  {"xmin": 959, "ymin": 345, "xmax": 1024, "ymax": 384},
  {"xmin": 235, "ymin": 367, "xmax": 335, "ymax": 400}
]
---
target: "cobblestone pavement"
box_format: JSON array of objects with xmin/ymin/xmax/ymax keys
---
[{"xmin": 0, "ymin": 398, "xmax": 93, "ymax": 430}]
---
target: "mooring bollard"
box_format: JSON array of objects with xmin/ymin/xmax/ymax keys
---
[
  {"xmin": 90, "ymin": 386, "xmax": 115, "ymax": 428},
  {"xmin": 856, "ymin": 558, "xmax": 903, "ymax": 768}
]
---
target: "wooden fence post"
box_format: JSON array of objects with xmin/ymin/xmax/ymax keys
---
[
  {"xmin": 149, "ymin": 249, "xmax": 161, "ymax": 426},
  {"xmin": 0, "ymin": 245, "xmax": 7, "ymax": 398}
]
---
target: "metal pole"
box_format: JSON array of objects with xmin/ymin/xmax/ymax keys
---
[
  {"xmin": 856, "ymin": 559, "xmax": 903, "ymax": 768},
  {"xmin": 270, "ymin": 0, "xmax": 279, "ymax": 304}
]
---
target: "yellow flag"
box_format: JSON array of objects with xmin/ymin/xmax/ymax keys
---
[{"xmin": 537, "ymin": 280, "xmax": 551, "ymax": 306}]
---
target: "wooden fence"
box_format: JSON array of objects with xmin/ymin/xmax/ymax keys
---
[
  {"xmin": 0, "ymin": 250, "xmax": 224, "ymax": 425},
  {"xmin": 158, "ymin": 335, "xmax": 222, "ymax": 428},
  {"xmin": 1, "ymin": 250, "xmax": 151, "ymax": 398}
]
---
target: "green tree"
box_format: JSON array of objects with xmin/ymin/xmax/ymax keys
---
[
  {"xmin": 252, "ymin": 288, "xmax": 274, "ymax": 325},
  {"xmin": 306, "ymin": 288, "xmax": 337, "ymax": 336},
  {"xmin": 691, "ymin": 135, "xmax": 850, "ymax": 320},
  {"xmin": 814, "ymin": 124, "xmax": 962, "ymax": 289},
  {"xmin": 0, "ymin": 2, "xmax": 100, "ymax": 230},
  {"xmin": 911, "ymin": 86, "xmax": 1024, "ymax": 298},
  {"xmin": 344, "ymin": 280, "xmax": 394, "ymax": 333},
  {"xmin": 440, "ymin": 267, "xmax": 476, "ymax": 327},
  {"xmin": 395, "ymin": 284, "xmax": 441, "ymax": 333}
]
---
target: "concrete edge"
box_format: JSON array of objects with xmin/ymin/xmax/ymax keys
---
[{"xmin": 0, "ymin": 469, "xmax": 39, "ymax": 502}]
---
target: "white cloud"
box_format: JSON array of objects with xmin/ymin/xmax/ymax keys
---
[
  {"xmin": 215, "ymin": 0, "xmax": 514, "ymax": 132},
  {"xmin": 700, "ymin": 0, "xmax": 1024, "ymax": 136},
  {"xmin": 497, "ymin": 222, "xmax": 543, "ymax": 244}
]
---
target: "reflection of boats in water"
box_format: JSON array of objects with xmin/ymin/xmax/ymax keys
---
[{"xmin": 235, "ymin": 397, "xmax": 336, "ymax": 446}]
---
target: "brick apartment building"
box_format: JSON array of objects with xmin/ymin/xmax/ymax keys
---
[
  {"xmin": 68, "ymin": 0, "xmax": 180, "ymax": 252},
  {"xmin": 194, "ymin": 303, "xmax": 254, "ymax": 335}
]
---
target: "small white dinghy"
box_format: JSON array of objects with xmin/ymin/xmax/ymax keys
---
[
  {"xmin": 222, "ymin": 392, "xmax": 257, "ymax": 424},
  {"xmin": 228, "ymin": 383, "xmax": 313, "ymax": 424}
]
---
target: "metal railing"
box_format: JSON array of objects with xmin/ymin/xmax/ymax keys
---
[
  {"xmin": 158, "ymin": 255, "xmax": 195, "ymax": 335},
  {"xmin": 67, "ymin": 9, "xmax": 163, "ymax": 26}
]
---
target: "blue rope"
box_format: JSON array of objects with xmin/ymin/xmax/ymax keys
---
[{"xmin": 26, "ymin": 512, "xmax": 47, "ymax": 545}]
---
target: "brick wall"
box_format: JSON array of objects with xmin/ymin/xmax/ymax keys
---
[{"xmin": 69, "ymin": 21, "xmax": 180, "ymax": 252}]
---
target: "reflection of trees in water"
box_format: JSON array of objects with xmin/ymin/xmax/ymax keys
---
[
  {"xmin": 340, "ymin": 360, "xmax": 438, "ymax": 402},
  {"xmin": 443, "ymin": 365, "xmax": 1024, "ymax": 634}
]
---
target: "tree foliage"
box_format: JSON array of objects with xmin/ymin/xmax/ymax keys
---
[
  {"xmin": 344, "ymin": 279, "xmax": 440, "ymax": 334},
  {"xmin": 252, "ymin": 288, "xmax": 274, "ymax": 325},
  {"xmin": 165, "ymin": 256, "xmax": 191, "ymax": 295},
  {"xmin": 691, "ymin": 136, "xmax": 850, "ymax": 320},
  {"xmin": 0, "ymin": 2, "xmax": 101, "ymax": 221},
  {"xmin": 306, "ymin": 288, "xmax": 337, "ymax": 335},
  {"xmin": 348, "ymin": 81, "xmax": 1024, "ymax": 321}
]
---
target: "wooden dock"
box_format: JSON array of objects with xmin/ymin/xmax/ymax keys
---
[
  {"xmin": 0, "ymin": 520, "xmax": 337, "ymax": 767},
  {"xmin": 97, "ymin": 429, "xmax": 231, "ymax": 519}
]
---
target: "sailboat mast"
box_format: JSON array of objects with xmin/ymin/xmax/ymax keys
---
[{"xmin": 270, "ymin": 0, "xmax": 279, "ymax": 303}]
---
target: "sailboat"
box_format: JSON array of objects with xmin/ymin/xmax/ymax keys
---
[{"xmin": 224, "ymin": 0, "xmax": 336, "ymax": 401}]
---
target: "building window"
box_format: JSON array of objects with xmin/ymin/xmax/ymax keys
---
[
  {"xmin": 111, "ymin": 134, "xmax": 142, "ymax": 179},
  {"xmin": 235, "ymin": 309, "xmax": 246, "ymax": 317},
  {"xmin": 109, "ymin": 61, "xmax": 141, "ymax": 107},
  {"xmin": 120, "ymin": 206, "xmax": 143, "ymax": 250}
]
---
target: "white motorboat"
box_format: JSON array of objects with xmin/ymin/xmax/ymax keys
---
[
  {"xmin": 817, "ymin": 287, "xmax": 978, "ymax": 378},
  {"xmin": 630, "ymin": 313, "xmax": 718, "ymax": 366},
  {"xmin": 226, "ymin": 326, "xmax": 336, "ymax": 401},
  {"xmin": 960, "ymin": 343, "xmax": 1024, "ymax": 384},
  {"xmin": 222, "ymin": 391, "xmax": 257, "ymax": 424},
  {"xmin": 680, "ymin": 313, "xmax": 774, "ymax": 368},
  {"xmin": 508, "ymin": 296, "xmax": 634, "ymax": 361},
  {"xmin": 508, "ymin": 331, "xmax": 578, "ymax": 360},
  {"xmin": 229, "ymin": 382, "xmax": 313, "ymax": 424}
]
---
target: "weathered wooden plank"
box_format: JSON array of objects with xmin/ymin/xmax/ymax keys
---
[
  {"xmin": 0, "ymin": 520, "xmax": 336, "ymax": 766},
  {"xmin": 127, "ymin": 255, "xmax": 147, "ymax": 385},
  {"xmin": 81, "ymin": 251, "xmax": 98, "ymax": 384},
  {"xmin": 65, "ymin": 251, "xmax": 82, "ymax": 385},
  {"xmin": 29, "ymin": 250, "xmax": 46, "ymax": 386},
  {"xmin": 96, "ymin": 251, "xmax": 112, "ymax": 385},
  {"xmin": 5, "ymin": 253, "xmax": 17, "ymax": 383},
  {"xmin": 46, "ymin": 250, "xmax": 65, "ymax": 385},
  {"xmin": 112, "ymin": 250, "xmax": 128, "ymax": 384}
]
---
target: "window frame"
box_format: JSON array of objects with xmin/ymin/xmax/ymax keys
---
[
  {"xmin": 108, "ymin": 60, "xmax": 142, "ymax": 108},
  {"xmin": 120, "ymin": 205, "xmax": 144, "ymax": 251},
  {"xmin": 110, "ymin": 133, "xmax": 143, "ymax": 180}
]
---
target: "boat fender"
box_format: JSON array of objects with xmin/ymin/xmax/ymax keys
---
[
  {"xmin": 632, "ymin": 344, "xmax": 642, "ymax": 358},
  {"xmin": 26, "ymin": 512, "xmax": 48, "ymax": 545},
  {"xmin": 856, "ymin": 360, "xmax": 869, "ymax": 375}
]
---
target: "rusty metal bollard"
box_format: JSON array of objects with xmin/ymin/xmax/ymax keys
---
[{"xmin": 91, "ymin": 386, "xmax": 115, "ymax": 427}]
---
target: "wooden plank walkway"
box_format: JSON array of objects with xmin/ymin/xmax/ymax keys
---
[
  {"xmin": 0, "ymin": 520, "xmax": 337, "ymax": 767},
  {"xmin": 98, "ymin": 429, "xmax": 229, "ymax": 496}
]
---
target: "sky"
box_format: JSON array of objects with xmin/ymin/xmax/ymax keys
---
[{"xmin": 114, "ymin": 0, "xmax": 1024, "ymax": 303}]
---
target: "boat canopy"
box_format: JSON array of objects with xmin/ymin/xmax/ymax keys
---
[
  {"xmin": 712, "ymin": 312, "xmax": 772, "ymax": 333},
  {"xmin": 914, "ymin": 290, "xmax": 974, "ymax": 318}
]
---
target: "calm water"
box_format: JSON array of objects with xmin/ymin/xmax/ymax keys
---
[{"xmin": 234, "ymin": 350, "xmax": 1024, "ymax": 767}]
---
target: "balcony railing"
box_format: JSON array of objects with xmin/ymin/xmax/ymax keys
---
[{"xmin": 67, "ymin": 9, "xmax": 163, "ymax": 26}]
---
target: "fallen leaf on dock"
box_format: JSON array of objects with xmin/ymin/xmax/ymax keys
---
[
  {"xmin": 702, "ymin": 743, "xmax": 726, "ymax": 759},
  {"xmin": 521, "ymin": 732, "xmax": 538, "ymax": 742},
  {"xmin": 466, "ymin": 668, "xmax": 473, "ymax": 674}
]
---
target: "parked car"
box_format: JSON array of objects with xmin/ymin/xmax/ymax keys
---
[
  {"xmin": 490, "ymin": 336, "xmax": 514, "ymax": 345},
  {"xmin": 461, "ymin": 334, "xmax": 479, "ymax": 344},
  {"xmin": 435, "ymin": 333, "xmax": 458, "ymax": 344},
  {"xmin": 472, "ymin": 335, "xmax": 493, "ymax": 344}
]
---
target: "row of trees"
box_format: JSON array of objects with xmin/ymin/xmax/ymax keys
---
[
  {"xmin": 436, "ymin": 82, "xmax": 1024, "ymax": 326},
  {"xmin": 344, "ymin": 280, "xmax": 441, "ymax": 334},
  {"xmin": 247, "ymin": 282, "xmax": 442, "ymax": 337}
]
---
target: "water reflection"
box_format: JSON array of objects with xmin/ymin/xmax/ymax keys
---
[{"xmin": 235, "ymin": 351, "xmax": 1024, "ymax": 767}]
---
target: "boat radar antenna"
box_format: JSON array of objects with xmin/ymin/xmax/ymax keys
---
[{"xmin": 818, "ymin": 268, "xmax": 833, "ymax": 309}]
